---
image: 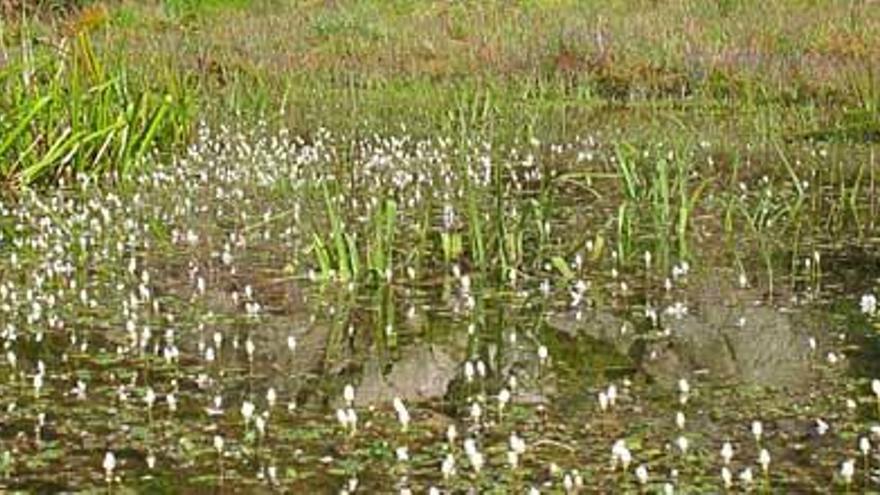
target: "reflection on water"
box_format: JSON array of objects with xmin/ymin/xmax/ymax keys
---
[{"xmin": 179, "ymin": 264, "xmax": 867, "ymax": 408}]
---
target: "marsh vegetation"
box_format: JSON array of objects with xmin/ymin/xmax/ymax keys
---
[{"xmin": 1, "ymin": 1, "xmax": 879, "ymax": 492}]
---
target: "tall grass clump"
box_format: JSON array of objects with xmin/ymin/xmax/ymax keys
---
[{"xmin": 0, "ymin": 13, "xmax": 193, "ymax": 187}]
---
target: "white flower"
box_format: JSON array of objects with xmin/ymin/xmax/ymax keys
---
[
  {"xmin": 635, "ymin": 464, "xmax": 648, "ymax": 485},
  {"xmin": 498, "ymin": 388, "xmax": 511, "ymax": 409},
  {"xmin": 538, "ymin": 345, "xmax": 549, "ymax": 362},
  {"xmin": 759, "ymin": 448, "xmax": 771, "ymax": 472},
  {"xmin": 678, "ymin": 378, "xmax": 690, "ymax": 394},
  {"xmin": 344, "ymin": 384, "xmax": 355, "ymax": 405},
  {"xmin": 464, "ymin": 361, "xmax": 475, "ymax": 382},
  {"xmin": 721, "ymin": 441, "xmax": 734, "ymax": 464},
  {"xmin": 563, "ymin": 473, "xmax": 574, "ymax": 492},
  {"xmin": 336, "ymin": 408, "xmax": 349, "ymax": 429},
  {"xmin": 346, "ymin": 408, "xmax": 357, "ymax": 432},
  {"xmin": 393, "ymin": 397, "xmax": 410, "ymax": 431},
  {"xmin": 214, "ymin": 435, "xmax": 224, "ymax": 453},
  {"xmin": 441, "ymin": 454, "xmax": 455, "ymax": 479},
  {"xmin": 860, "ymin": 436, "xmax": 871, "ymax": 456},
  {"xmin": 241, "ymin": 400, "xmax": 255, "ymax": 424},
  {"xmin": 676, "ymin": 436, "xmax": 689, "ymax": 454},
  {"xmin": 611, "ymin": 439, "xmax": 627, "ymax": 458},
  {"xmin": 841, "ymin": 458, "xmax": 855, "ymax": 484},
  {"xmin": 464, "ymin": 438, "xmax": 478, "ymax": 457},
  {"xmin": 678, "ymin": 378, "xmax": 690, "ymax": 397},
  {"xmin": 507, "ymin": 450, "xmax": 519, "ymax": 469},
  {"xmin": 618, "ymin": 447, "xmax": 632, "ymax": 470},
  {"xmin": 740, "ymin": 467, "xmax": 754, "ymax": 485},
  {"xmin": 612, "ymin": 440, "xmax": 632, "ymax": 470},
  {"xmin": 598, "ymin": 391, "xmax": 609, "ymax": 412},
  {"xmin": 73, "ymin": 380, "xmax": 87, "ymax": 400},
  {"xmin": 873, "ymin": 379, "xmax": 880, "ymax": 398},
  {"xmin": 607, "ymin": 384, "xmax": 618, "ymax": 406},
  {"xmin": 675, "ymin": 411, "xmax": 686, "ymax": 430},
  {"xmin": 103, "ymin": 451, "xmax": 116, "ymax": 480},
  {"xmin": 751, "ymin": 421, "xmax": 763, "ymax": 442},
  {"xmin": 861, "ymin": 294, "xmax": 877, "ymax": 316},
  {"xmin": 470, "ymin": 402, "xmax": 482, "ymax": 422},
  {"xmin": 207, "ymin": 395, "xmax": 223, "ymax": 416},
  {"xmin": 446, "ymin": 424, "xmax": 457, "ymax": 444},
  {"xmin": 346, "ymin": 477, "xmax": 359, "ymax": 493},
  {"xmin": 721, "ymin": 466, "xmax": 732, "ymax": 488},
  {"xmin": 815, "ymin": 418, "xmax": 829, "ymax": 436},
  {"xmin": 395, "ymin": 446, "xmax": 409, "ymax": 462},
  {"xmin": 463, "ymin": 438, "xmax": 484, "ymax": 473}
]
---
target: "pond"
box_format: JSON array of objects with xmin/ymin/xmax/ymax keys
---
[{"xmin": 1, "ymin": 124, "xmax": 879, "ymax": 493}]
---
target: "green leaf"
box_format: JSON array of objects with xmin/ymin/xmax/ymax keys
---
[{"xmin": 551, "ymin": 256, "xmax": 574, "ymax": 281}]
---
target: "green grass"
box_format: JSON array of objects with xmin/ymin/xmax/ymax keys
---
[
  {"xmin": 0, "ymin": 16, "xmax": 194, "ymax": 186},
  {"xmin": 1, "ymin": 0, "xmax": 877, "ymax": 187},
  {"xmin": 92, "ymin": 0, "xmax": 876, "ymax": 138}
]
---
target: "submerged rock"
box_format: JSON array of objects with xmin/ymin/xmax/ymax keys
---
[
  {"xmin": 354, "ymin": 344, "xmax": 459, "ymax": 406},
  {"xmin": 640, "ymin": 304, "xmax": 815, "ymax": 388},
  {"xmin": 547, "ymin": 271, "xmax": 819, "ymax": 389}
]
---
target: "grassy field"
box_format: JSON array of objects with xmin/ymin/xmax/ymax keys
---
[
  {"xmin": 115, "ymin": 0, "xmax": 879, "ymax": 142},
  {"xmin": 1, "ymin": 1, "xmax": 880, "ymax": 493},
  {"xmin": 2, "ymin": 0, "xmax": 878, "ymax": 185}
]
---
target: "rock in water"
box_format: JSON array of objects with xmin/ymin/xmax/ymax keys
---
[
  {"xmin": 641, "ymin": 304, "xmax": 815, "ymax": 388},
  {"xmin": 355, "ymin": 344, "xmax": 458, "ymax": 406},
  {"xmin": 547, "ymin": 269, "xmax": 818, "ymax": 389}
]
